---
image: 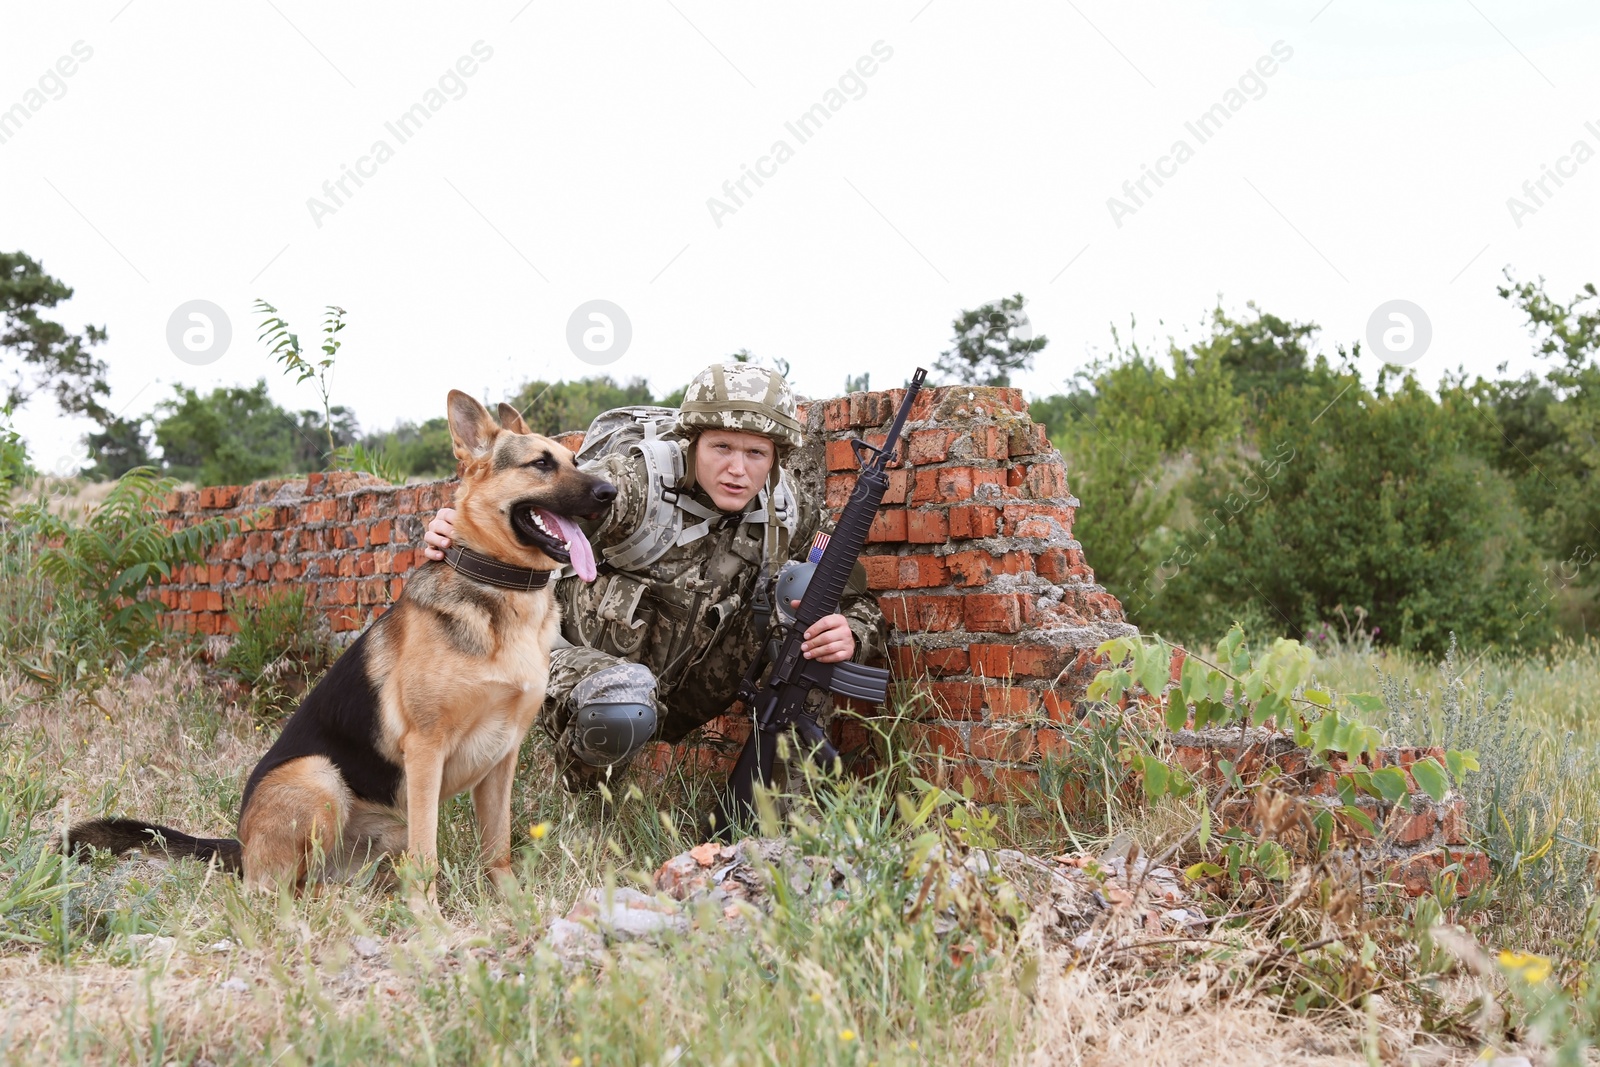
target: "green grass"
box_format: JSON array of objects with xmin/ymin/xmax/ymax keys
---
[
  {"xmin": 1311, "ymin": 636, "xmax": 1600, "ymax": 941},
  {"xmin": 7, "ymin": 499, "xmax": 1600, "ymax": 1062},
  {"xmin": 0, "ymin": 660, "xmax": 1042, "ymax": 1066}
]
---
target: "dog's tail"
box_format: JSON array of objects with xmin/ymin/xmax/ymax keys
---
[{"xmin": 62, "ymin": 817, "xmax": 242, "ymax": 875}]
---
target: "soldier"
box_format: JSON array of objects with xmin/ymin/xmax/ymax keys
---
[{"xmin": 422, "ymin": 362, "xmax": 887, "ymax": 793}]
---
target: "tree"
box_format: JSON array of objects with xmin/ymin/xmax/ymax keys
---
[
  {"xmin": 0, "ymin": 404, "xmax": 32, "ymax": 497},
  {"xmin": 1149, "ymin": 362, "xmax": 1549, "ymax": 654},
  {"xmin": 153, "ymin": 380, "xmax": 300, "ymax": 486},
  {"xmin": 0, "ymin": 251, "xmax": 110, "ymax": 420},
  {"xmin": 83, "ymin": 414, "xmax": 155, "ymax": 481},
  {"xmin": 934, "ymin": 293, "xmax": 1048, "ymax": 387},
  {"xmin": 1193, "ymin": 301, "xmax": 1317, "ymax": 410},
  {"xmin": 1485, "ymin": 273, "xmax": 1600, "ymax": 586},
  {"xmin": 361, "ymin": 417, "xmax": 456, "ymax": 480},
  {"xmin": 505, "ymin": 375, "xmax": 664, "ymax": 436},
  {"xmin": 1046, "ymin": 317, "xmax": 1244, "ymax": 599},
  {"xmin": 730, "ymin": 347, "xmax": 790, "ymax": 379}
]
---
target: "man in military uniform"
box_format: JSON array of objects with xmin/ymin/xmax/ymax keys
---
[{"xmin": 422, "ymin": 362, "xmax": 887, "ymax": 791}]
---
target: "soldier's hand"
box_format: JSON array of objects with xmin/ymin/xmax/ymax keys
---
[
  {"xmin": 797, "ymin": 602, "xmax": 856, "ymax": 663},
  {"xmin": 422, "ymin": 507, "xmax": 456, "ymax": 562}
]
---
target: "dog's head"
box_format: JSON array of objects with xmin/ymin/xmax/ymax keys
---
[{"xmin": 446, "ymin": 389, "xmax": 616, "ymax": 581}]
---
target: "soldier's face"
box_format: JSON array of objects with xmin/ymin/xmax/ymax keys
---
[{"xmin": 694, "ymin": 429, "xmax": 775, "ymax": 511}]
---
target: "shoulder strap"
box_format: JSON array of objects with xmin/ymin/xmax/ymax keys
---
[{"xmin": 601, "ymin": 436, "xmax": 689, "ymax": 572}]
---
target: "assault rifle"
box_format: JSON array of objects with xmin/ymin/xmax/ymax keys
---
[{"xmin": 717, "ymin": 367, "xmax": 928, "ymax": 832}]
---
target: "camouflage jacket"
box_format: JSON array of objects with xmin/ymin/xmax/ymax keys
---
[{"xmin": 555, "ymin": 448, "xmax": 887, "ymax": 741}]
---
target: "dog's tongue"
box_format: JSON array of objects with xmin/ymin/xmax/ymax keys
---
[{"xmin": 540, "ymin": 510, "xmax": 598, "ymax": 582}]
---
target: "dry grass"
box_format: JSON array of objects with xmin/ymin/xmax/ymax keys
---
[{"xmin": 0, "ymin": 651, "xmax": 1556, "ymax": 1065}]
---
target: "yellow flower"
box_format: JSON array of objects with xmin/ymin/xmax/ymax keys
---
[
  {"xmin": 569, "ymin": 1058, "xmax": 583, "ymax": 1067},
  {"xmin": 839, "ymin": 1030, "xmax": 856, "ymax": 1042},
  {"xmin": 530, "ymin": 822, "xmax": 551, "ymax": 840},
  {"xmin": 1498, "ymin": 949, "xmax": 1552, "ymax": 985}
]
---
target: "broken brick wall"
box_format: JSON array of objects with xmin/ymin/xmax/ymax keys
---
[
  {"xmin": 153, "ymin": 384, "xmax": 1485, "ymax": 888},
  {"xmin": 155, "ymin": 384, "xmax": 1133, "ymax": 798}
]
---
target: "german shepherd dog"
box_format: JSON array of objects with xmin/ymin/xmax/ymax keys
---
[{"xmin": 65, "ymin": 391, "xmax": 614, "ymax": 893}]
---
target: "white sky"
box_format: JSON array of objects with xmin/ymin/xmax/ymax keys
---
[{"xmin": 4, "ymin": 1, "xmax": 1598, "ymax": 474}]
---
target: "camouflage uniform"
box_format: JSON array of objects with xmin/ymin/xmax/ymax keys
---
[{"xmin": 539, "ymin": 363, "xmax": 887, "ymax": 781}]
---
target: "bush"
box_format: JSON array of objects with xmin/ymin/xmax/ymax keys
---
[
  {"xmin": 1140, "ymin": 366, "xmax": 1549, "ymax": 653},
  {"xmin": 9, "ymin": 468, "xmax": 245, "ymax": 682},
  {"xmin": 219, "ymin": 587, "xmax": 332, "ymax": 717}
]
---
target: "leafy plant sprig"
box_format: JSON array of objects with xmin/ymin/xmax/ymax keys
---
[
  {"xmin": 1088, "ymin": 617, "xmax": 1484, "ymax": 819},
  {"xmin": 19, "ymin": 467, "xmax": 249, "ymax": 674},
  {"xmin": 253, "ymin": 300, "xmax": 347, "ymax": 462}
]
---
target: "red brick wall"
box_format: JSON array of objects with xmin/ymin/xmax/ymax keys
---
[{"xmin": 158, "ymin": 385, "xmax": 1132, "ymax": 797}]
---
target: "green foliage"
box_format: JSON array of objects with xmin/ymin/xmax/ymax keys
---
[
  {"xmin": 729, "ymin": 346, "xmax": 790, "ymax": 379},
  {"xmin": 1374, "ymin": 637, "xmax": 1597, "ymax": 908},
  {"xmin": 359, "ymin": 416, "xmax": 455, "ymax": 480},
  {"xmin": 1046, "ymin": 293, "xmax": 1583, "ymax": 653},
  {"xmin": 1202, "ymin": 300, "xmax": 1318, "ymax": 407},
  {"xmin": 254, "ymin": 299, "xmax": 348, "ymax": 461},
  {"xmin": 1154, "ymin": 364, "xmax": 1547, "ymax": 653},
  {"xmin": 935, "ymin": 293, "xmax": 1047, "ymax": 387},
  {"xmin": 81, "ymin": 412, "xmax": 154, "ymax": 481},
  {"xmin": 153, "ymin": 380, "xmax": 300, "ymax": 486},
  {"xmin": 0, "ymin": 401, "xmax": 32, "ymax": 501},
  {"xmin": 1046, "ymin": 315, "xmax": 1245, "ymax": 594},
  {"xmin": 332, "ymin": 441, "xmax": 404, "ymax": 485},
  {"xmin": 504, "ymin": 374, "xmax": 678, "ymax": 436},
  {"xmin": 17, "ymin": 467, "xmax": 245, "ymax": 674},
  {"xmin": 1467, "ymin": 273, "xmax": 1600, "ymax": 596},
  {"xmin": 0, "ymin": 250, "xmax": 111, "ymax": 420},
  {"xmin": 1088, "ymin": 626, "xmax": 1478, "ymax": 878},
  {"xmin": 0, "ymin": 740, "xmax": 81, "ymax": 951},
  {"xmin": 143, "ymin": 379, "xmax": 360, "ymax": 486},
  {"xmin": 220, "ymin": 588, "xmax": 332, "ymax": 717}
]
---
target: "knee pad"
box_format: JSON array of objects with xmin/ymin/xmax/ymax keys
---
[{"xmin": 569, "ymin": 662, "xmax": 658, "ymax": 768}]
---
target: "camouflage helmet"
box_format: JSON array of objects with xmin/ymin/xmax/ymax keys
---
[{"xmin": 675, "ymin": 361, "xmax": 804, "ymax": 452}]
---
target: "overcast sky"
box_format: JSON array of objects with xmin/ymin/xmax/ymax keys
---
[{"xmin": 4, "ymin": 1, "xmax": 1598, "ymax": 473}]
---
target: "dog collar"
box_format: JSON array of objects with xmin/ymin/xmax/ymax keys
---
[{"xmin": 443, "ymin": 546, "xmax": 554, "ymax": 591}]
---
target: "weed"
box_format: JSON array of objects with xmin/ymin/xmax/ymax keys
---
[{"xmin": 218, "ymin": 587, "xmax": 333, "ymax": 718}]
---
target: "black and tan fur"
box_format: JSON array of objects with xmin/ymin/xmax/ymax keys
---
[{"xmin": 66, "ymin": 391, "xmax": 615, "ymax": 893}]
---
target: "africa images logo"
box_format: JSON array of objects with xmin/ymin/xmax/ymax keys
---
[
  {"xmin": 1106, "ymin": 40, "xmax": 1294, "ymax": 228},
  {"xmin": 305, "ymin": 41, "xmax": 495, "ymax": 228},
  {"xmin": 705, "ymin": 41, "xmax": 894, "ymax": 228}
]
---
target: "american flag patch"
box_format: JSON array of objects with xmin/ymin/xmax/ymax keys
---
[{"xmin": 808, "ymin": 532, "xmax": 830, "ymax": 563}]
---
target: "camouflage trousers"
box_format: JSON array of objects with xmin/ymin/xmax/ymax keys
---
[{"xmin": 536, "ymin": 642, "xmax": 836, "ymax": 787}]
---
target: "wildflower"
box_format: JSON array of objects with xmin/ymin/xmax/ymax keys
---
[
  {"xmin": 530, "ymin": 822, "xmax": 551, "ymax": 840},
  {"xmin": 1497, "ymin": 949, "xmax": 1552, "ymax": 984},
  {"xmin": 839, "ymin": 1029, "xmax": 856, "ymax": 1042}
]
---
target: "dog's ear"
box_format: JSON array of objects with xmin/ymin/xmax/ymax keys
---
[
  {"xmin": 447, "ymin": 390, "xmax": 498, "ymax": 460},
  {"xmin": 497, "ymin": 403, "xmax": 531, "ymax": 436}
]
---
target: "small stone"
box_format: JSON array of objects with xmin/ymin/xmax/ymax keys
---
[
  {"xmin": 206, "ymin": 939, "xmax": 234, "ymax": 953},
  {"xmin": 655, "ymin": 853, "xmax": 711, "ymax": 900},
  {"xmin": 351, "ymin": 936, "xmax": 383, "ymax": 959},
  {"xmin": 547, "ymin": 918, "xmax": 602, "ymax": 955},
  {"xmin": 568, "ymin": 887, "xmax": 687, "ymax": 940},
  {"xmin": 219, "ymin": 978, "xmax": 248, "ymax": 993}
]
